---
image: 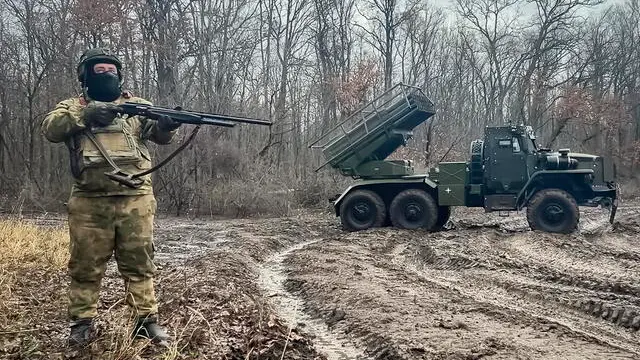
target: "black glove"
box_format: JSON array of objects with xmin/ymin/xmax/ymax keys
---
[
  {"xmin": 157, "ymin": 114, "xmax": 181, "ymax": 131},
  {"xmin": 83, "ymin": 101, "xmax": 116, "ymax": 127}
]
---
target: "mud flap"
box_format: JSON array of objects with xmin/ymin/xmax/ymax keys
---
[{"xmin": 609, "ymin": 199, "xmax": 618, "ymax": 224}]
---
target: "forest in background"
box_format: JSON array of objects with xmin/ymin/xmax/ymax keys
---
[{"xmin": 0, "ymin": 0, "xmax": 639, "ymax": 217}]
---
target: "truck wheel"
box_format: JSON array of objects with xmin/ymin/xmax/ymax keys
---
[
  {"xmin": 434, "ymin": 206, "xmax": 452, "ymax": 231},
  {"xmin": 339, "ymin": 189, "xmax": 386, "ymax": 231},
  {"xmin": 526, "ymin": 189, "xmax": 579, "ymax": 234},
  {"xmin": 389, "ymin": 189, "xmax": 438, "ymax": 230}
]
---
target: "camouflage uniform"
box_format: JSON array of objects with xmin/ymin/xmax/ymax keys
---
[{"xmin": 41, "ymin": 93, "xmax": 177, "ymax": 321}]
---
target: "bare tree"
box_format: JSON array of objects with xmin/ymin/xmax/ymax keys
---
[
  {"xmin": 258, "ymin": 0, "xmax": 313, "ymax": 164},
  {"xmin": 312, "ymin": 0, "xmax": 356, "ymax": 127},
  {"xmin": 456, "ymin": 0, "xmax": 527, "ymax": 124},
  {"xmin": 355, "ymin": 0, "xmax": 421, "ymax": 90},
  {"xmin": 513, "ymin": 0, "xmax": 604, "ymax": 127}
]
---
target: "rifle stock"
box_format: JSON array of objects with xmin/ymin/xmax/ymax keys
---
[{"xmin": 112, "ymin": 102, "xmax": 272, "ymax": 127}]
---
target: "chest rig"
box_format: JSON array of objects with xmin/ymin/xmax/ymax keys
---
[{"xmin": 67, "ymin": 117, "xmax": 150, "ymax": 189}]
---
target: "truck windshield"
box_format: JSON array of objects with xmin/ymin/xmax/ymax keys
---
[
  {"xmin": 521, "ymin": 126, "xmax": 539, "ymax": 153},
  {"xmin": 525, "ymin": 136, "xmax": 537, "ymax": 153}
]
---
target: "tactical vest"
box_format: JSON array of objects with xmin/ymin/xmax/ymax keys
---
[
  {"xmin": 81, "ymin": 121, "xmax": 146, "ymax": 167},
  {"xmin": 67, "ymin": 117, "xmax": 153, "ymax": 193}
]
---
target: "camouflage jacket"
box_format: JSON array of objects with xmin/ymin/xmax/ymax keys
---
[{"xmin": 41, "ymin": 93, "xmax": 177, "ymax": 197}]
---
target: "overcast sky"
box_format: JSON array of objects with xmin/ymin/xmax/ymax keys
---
[{"xmin": 430, "ymin": 0, "xmax": 625, "ymax": 17}]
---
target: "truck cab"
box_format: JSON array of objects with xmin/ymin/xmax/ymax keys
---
[{"xmin": 433, "ymin": 124, "xmax": 618, "ymax": 233}]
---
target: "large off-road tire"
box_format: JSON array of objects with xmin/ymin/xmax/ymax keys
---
[
  {"xmin": 433, "ymin": 206, "xmax": 452, "ymax": 231},
  {"xmin": 339, "ymin": 189, "xmax": 386, "ymax": 231},
  {"xmin": 526, "ymin": 188, "xmax": 579, "ymax": 234},
  {"xmin": 389, "ymin": 189, "xmax": 438, "ymax": 230}
]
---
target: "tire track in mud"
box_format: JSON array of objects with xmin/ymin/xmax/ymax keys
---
[
  {"xmin": 257, "ymin": 238, "xmax": 372, "ymax": 360},
  {"xmin": 414, "ymin": 242, "xmax": 640, "ymax": 306},
  {"xmin": 281, "ymin": 283, "xmax": 407, "ymax": 360},
  {"xmin": 481, "ymin": 271, "xmax": 640, "ymax": 329},
  {"xmin": 413, "ymin": 269, "xmax": 640, "ymax": 357},
  {"xmin": 394, "ymin": 228, "xmax": 640, "ymax": 357},
  {"xmin": 360, "ymin": 212, "xmax": 640, "ymax": 358},
  {"xmin": 283, "ymin": 234, "xmax": 610, "ymax": 359},
  {"xmin": 501, "ymin": 235, "xmax": 640, "ymax": 299},
  {"xmin": 281, "ymin": 242, "xmax": 435, "ymax": 360},
  {"xmin": 362, "ymin": 208, "xmax": 639, "ymax": 358}
]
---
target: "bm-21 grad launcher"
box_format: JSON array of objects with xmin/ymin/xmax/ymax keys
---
[{"xmin": 310, "ymin": 83, "xmax": 617, "ymax": 234}]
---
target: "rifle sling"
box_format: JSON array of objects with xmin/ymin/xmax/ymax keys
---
[
  {"xmin": 130, "ymin": 125, "xmax": 201, "ymax": 178},
  {"xmin": 83, "ymin": 125, "xmax": 201, "ymax": 188}
]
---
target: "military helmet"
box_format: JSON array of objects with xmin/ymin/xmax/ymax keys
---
[{"xmin": 76, "ymin": 48, "xmax": 123, "ymax": 83}]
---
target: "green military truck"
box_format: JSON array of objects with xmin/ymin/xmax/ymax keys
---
[{"xmin": 309, "ymin": 84, "xmax": 618, "ymax": 234}]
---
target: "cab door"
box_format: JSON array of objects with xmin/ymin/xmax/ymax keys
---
[{"xmin": 485, "ymin": 136, "xmax": 529, "ymax": 194}]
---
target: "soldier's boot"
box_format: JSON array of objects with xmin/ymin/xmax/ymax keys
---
[
  {"xmin": 68, "ymin": 318, "xmax": 94, "ymax": 348},
  {"xmin": 132, "ymin": 317, "xmax": 170, "ymax": 345}
]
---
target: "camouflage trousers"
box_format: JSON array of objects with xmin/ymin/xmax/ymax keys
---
[{"xmin": 67, "ymin": 194, "xmax": 158, "ymax": 320}]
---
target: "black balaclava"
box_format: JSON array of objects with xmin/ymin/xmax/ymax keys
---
[{"xmin": 85, "ymin": 67, "xmax": 121, "ymax": 102}]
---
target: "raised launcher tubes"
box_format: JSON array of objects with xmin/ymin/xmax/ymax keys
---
[{"xmin": 309, "ymin": 84, "xmax": 435, "ymax": 179}]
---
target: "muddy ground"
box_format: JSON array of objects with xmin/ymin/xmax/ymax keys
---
[{"xmin": 1, "ymin": 203, "xmax": 639, "ymax": 359}]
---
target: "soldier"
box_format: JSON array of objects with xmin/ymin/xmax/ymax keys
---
[{"xmin": 41, "ymin": 48, "xmax": 180, "ymax": 347}]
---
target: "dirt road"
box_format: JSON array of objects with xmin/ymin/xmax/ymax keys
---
[
  {"xmin": 2, "ymin": 205, "xmax": 639, "ymax": 359},
  {"xmin": 271, "ymin": 208, "xmax": 640, "ymax": 360}
]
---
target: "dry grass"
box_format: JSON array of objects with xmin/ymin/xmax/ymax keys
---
[
  {"xmin": 0, "ymin": 219, "xmax": 184, "ymax": 359},
  {"xmin": 0, "ymin": 219, "xmax": 69, "ymax": 357},
  {"xmin": 0, "ymin": 218, "xmax": 69, "ymax": 312},
  {"xmin": 0, "ymin": 218, "xmax": 69, "ymax": 271}
]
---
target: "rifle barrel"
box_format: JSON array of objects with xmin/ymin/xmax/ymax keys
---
[
  {"xmin": 193, "ymin": 118, "xmax": 236, "ymax": 127},
  {"xmin": 188, "ymin": 112, "xmax": 272, "ymax": 126},
  {"xmin": 117, "ymin": 102, "xmax": 272, "ymax": 126}
]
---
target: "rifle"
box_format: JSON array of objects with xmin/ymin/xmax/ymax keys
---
[
  {"xmin": 88, "ymin": 102, "xmax": 271, "ymax": 189},
  {"xmin": 111, "ymin": 102, "xmax": 272, "ymax": 128}
]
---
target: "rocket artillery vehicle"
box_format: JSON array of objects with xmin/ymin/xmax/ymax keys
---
[{"xmin": 309, "ymin": 83, "xmax": 618, "ymax": 234}]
